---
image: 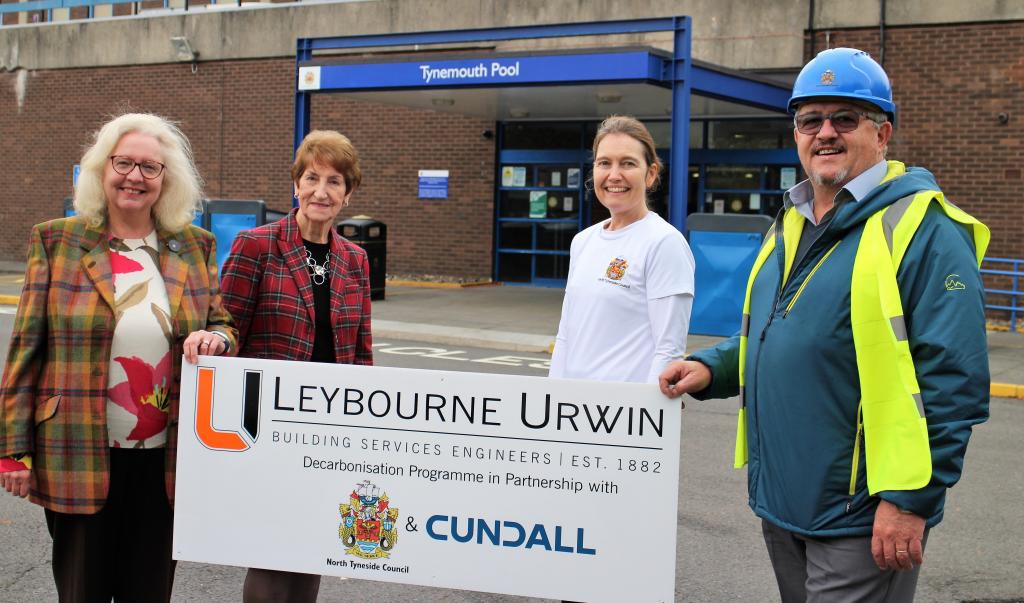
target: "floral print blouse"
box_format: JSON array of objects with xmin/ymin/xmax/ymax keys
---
[{"xmin": 105, "ymin": 232, "xmax": 173, "ymax": 448}]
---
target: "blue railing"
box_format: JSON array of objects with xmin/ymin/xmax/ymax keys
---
[{"xmin": 982, "ymin": 257, "xmax": 1023, "ymax": 332}]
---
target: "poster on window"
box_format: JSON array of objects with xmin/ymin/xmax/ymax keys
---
[{"xmin": 529, "ymin": 190, "xmax": 548, "ymax": 218}]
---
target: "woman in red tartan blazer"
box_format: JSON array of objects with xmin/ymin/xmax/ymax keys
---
[
  {"xmin": 220, "ymin": 130, "xmax": 372, "ymax": 602},
  {"xmin": 0, "ymin": 113, "xmax": 237, "ymax": 602}
]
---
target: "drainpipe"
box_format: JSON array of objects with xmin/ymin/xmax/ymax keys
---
[
  {"xmin": 808, "ymin": 0, "xmax": 816, "ymax": 58},
  {"xmin": 879, "ymin": 0, "xmax": 887, "ymax": 66}
]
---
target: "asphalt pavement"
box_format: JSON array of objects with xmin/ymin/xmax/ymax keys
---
[{"xmin": 1, "ymin": 265, "xmax": 1023, "ymax": 601}]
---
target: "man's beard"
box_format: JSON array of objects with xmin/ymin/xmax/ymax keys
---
[{"xmin": 810, "ymin": 167, "xmax": 850, "ymax": 187}]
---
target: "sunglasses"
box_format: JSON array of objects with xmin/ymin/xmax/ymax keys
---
[{"xmin": 793, "ymin": 109, "xmax": 883, "ymax": 135}]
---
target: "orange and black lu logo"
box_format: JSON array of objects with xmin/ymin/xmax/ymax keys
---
[{"xmin": 194, "ymin": 367, "xmax": 261, "ymax": 451}]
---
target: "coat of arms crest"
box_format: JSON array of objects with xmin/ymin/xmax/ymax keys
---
[
  {"xmin": 605, "ymin": 257, "xmax": 628, "ymax": 281},
  {"xmin": 339, "ymin": 480, "xmax": 400, "ymax": 559}
]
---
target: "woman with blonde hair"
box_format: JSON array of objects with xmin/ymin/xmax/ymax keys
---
[{"xmin": 0, "ymin": 112, "xmax": 236, "ymax": 601}]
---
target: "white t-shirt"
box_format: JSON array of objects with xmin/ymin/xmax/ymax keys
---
[{"xmin": 549, "ymin": 212, "xmax": 695, "ymax": 383}]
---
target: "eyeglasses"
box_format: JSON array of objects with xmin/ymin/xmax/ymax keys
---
[
  {"xmin": 109, "ymin": 155, "xmax": 165, "ymax": 180},
  {"xmin": 793, "ymin": 109, "xmax": 883, "ymax": 135}
]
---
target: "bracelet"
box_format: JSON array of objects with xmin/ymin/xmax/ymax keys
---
[{"xmin": 209, "ymin": 330, "xmax": 231, "ymax": 353}]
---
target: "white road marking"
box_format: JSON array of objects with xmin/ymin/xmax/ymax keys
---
[{"xmin": 373, "ymin": 342, "xmax": 549, "ymax": 370}]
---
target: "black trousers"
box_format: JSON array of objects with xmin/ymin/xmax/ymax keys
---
[
  {"xmin": 44, "ymin": 448, "xmax": 175, "ymax": 603},
  {"xmin": 243, "ymin": 568, "xmax": 321, "ymax": 603}
]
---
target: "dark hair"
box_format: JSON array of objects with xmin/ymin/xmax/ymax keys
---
[
  {"xmin": 591, "ymin": 115, "xmax": 662, "ymax": 191},
  {"xmin": 291, "ymin": 130, "xmax": 362, "ymax": 191}
]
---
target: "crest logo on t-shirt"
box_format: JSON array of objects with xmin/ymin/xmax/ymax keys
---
[{"xmin": 605, "ymin": 257, "xmax": 628, "ymax": 281}]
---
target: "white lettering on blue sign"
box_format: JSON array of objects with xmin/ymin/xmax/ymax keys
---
[
  {"xmin": 419, "ymin": 61, "xmax": 521, "ymax": 84},
  {"xmin": 490, "ymin": 61, "xmax": 520, "ymax": 77}
]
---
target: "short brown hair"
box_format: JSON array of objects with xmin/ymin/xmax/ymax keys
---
[
  {"xmin": 291, "ymin": 130, "xmax": 362, "ymax": 191},
  {"xmin": 592, "ymin": 115, "xmax": 663, "ymax": 191}
]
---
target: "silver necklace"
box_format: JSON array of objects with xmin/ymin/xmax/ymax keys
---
[{"xmin": 305, "ymin": 248, "xmax": 330, "ymax": 285}]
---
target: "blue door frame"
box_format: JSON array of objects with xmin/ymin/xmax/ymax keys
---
[
  {"xmin": 494, "ymin": 136, "xmax": 589, "ymax": 287},
  {"xmin": 494, "ymin": 136, "xmax": 797, "ymax": 287}
]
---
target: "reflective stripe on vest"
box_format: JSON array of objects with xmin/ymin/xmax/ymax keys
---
[{"xmin": 734, "ymin": 162, "xmax": 990, "ymax": 494}]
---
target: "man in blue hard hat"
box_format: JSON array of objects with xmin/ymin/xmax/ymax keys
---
[{"xmin": 659, "ymin": 48, "xmax": 990, "ymax": 601}]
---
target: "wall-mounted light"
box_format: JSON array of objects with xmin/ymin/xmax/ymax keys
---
[
  {"xmin": 171, "ymin": 36, "xmax": 198, "ymax": 62},
  {"xmin": 171, "ymin": 36, "xmax": 199, "ymax": 72}
]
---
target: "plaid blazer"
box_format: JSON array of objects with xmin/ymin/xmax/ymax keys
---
[
  {"xmin": 0, "ymin": 217, "xmax": 237, "ymax": 514},
  {"xmin": 220, "ymin": 209, "xmax": 372, "ymax": 365}
]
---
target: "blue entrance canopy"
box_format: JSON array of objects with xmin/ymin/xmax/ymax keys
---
[{"xmin": 294, "ymin": 16, "xmax": 792, "ymax": 232}]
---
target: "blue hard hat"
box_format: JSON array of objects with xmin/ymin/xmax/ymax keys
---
[{"xmin": 788, "ymin": 48, "xmax": 896, "ymax": 124}]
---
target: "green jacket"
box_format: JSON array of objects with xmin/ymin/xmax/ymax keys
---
[{"xmin": 691, "ymin": 163, "xmax": 989, "ymax": 537}]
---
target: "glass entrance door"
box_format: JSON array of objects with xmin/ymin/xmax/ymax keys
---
[
  {"xmin": 493, "ymin": 119, "xmax": 798, "ymax": 285},
  {"xmin": 495, "ymin": 123, "xmax": 587, "ymax": 287}
]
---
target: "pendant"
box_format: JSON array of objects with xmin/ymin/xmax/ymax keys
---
[{"xmin": 306, "ymin": 250, "xmax": 330, "ymax": 286}]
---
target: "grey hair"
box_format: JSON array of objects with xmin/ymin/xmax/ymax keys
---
[
  {"xmin": 863, "ymin": 110, "xmax": 887, "ymax": 128},
  {"xmin": 862, "ymin": 110, "xmax": 889, "ymax": 157},
  {"xmin": 73, "ymin": 113, "xmax": 203, "ymax": 232}
]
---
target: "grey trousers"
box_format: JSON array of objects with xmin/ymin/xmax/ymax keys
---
[{"xmin": 761, "ymin": 519, "xmax": 928, "ymax": 603}]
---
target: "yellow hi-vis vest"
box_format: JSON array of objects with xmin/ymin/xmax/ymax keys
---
[{"xmin": 735, "ymin": 161, "xmax": 989, "ymax": 495}]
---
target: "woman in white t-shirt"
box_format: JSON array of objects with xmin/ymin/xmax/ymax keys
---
[{"xmin": 549, "ymin": 115, "xmax": 695, "ymax": 384}]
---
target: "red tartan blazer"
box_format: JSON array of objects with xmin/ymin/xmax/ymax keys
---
[
  {"xmin": 219, "ymin": 209, "xmax": 373, "ymax": 365},
  {"xmin": 0, "ymin": 217, "xmax": 237, "ymax": 514}
]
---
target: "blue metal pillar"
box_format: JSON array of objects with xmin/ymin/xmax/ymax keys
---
[
  {"xmin": 668, "ymin": 16, "xmax": 692, "ymax": 232},
  {"xmin": 293, "ymin": 38, "xmax": 313, "ymax": 207}
]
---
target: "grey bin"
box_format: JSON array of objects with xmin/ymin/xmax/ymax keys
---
[
  {"xmin": 687, "ymin": 213, "xmax": 774, "ymax": 337},
  {"xmin": 338, "ymin": 216, "xmax": 386, "ymax": 301},
  {"xmin": 265, "ymin": 208, "xmax": 288, "ymax": 224}
]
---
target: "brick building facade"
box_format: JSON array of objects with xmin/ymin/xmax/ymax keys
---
[
  {"xmin": 0, "ymin": 58, "xmax": 497, "ymax": 280},
  {"xmin": 808, "ymin": 22, "xmax": 1024, "ymax": 259},
  {"xmin": 0, "ymin": 7, "xmax": 1021, "ymax": 288}
]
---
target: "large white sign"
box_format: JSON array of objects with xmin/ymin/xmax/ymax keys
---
[{"xmin": 174, "ymin": 357, "xmax": 681, "ymax": 602}]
